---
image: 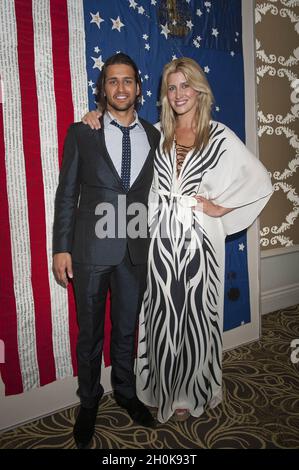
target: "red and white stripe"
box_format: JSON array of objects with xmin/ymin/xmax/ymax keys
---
[
  {"xmin": 67, "ymin": 0, "xmax": 89, "ymax": 121},
  {"xmin": 0, "ymin": 0, "xmax": 89, "ymax": 394}
]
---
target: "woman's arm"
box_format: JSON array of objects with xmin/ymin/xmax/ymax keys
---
[{"xmin": 194, "ymin": 195, "xmax": 234, "ymax": 218}]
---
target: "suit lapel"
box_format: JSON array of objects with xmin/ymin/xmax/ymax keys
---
[
  {"xmin": 93, "ymin": 117, "xmax": 124, "ymax": 189},
  {"xmin": 130, "ymin": 118, "xmax": 159, "ymax": 191},
  {"xmin": 139, "ymin": 118, "xmax": 160, "ymax": 150}
]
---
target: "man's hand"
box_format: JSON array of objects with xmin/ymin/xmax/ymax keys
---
[
  {"xmin": 82, "ymin": 110, "xmax": 102, "ymax": 130},
  {"xmin": 194, "ymin": 196, "xmax": 233, "ymax": 217},
  {"xmin": 52, "ymin": 253, "xmax": 73, "ymax": 288}
]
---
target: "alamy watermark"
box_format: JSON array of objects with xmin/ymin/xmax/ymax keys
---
[
  {"xmin": 95, "ymin": 196, "xmax": 148, "ymax": 239},
  {"xmin": 93, "ymin": 195, "xmax": 204, "ymax": 248}
]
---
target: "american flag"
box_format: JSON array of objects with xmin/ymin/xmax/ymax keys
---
[
  {"xmin": 0, "ymin": 0, "xmax": 247, "ymax": 396},
  {"xmin": 0, "ymin": 0, "xmax": 105, "ymax": 396}
]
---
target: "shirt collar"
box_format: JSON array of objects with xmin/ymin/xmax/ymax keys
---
[{"xmin": 105, "ymin": 110, "xmax": 142, "ymax": 129}]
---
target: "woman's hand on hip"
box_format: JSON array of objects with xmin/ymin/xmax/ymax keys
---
[{"xmin": 194, "ymin": 196, "xmax": 233, "ymax": 217}]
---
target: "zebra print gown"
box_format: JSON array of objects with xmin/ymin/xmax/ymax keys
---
[{"xmin": 136, "ymin": 121, "xmax": 273, "ymax": 423}]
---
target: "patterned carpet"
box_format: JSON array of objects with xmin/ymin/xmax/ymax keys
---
[{"xmin": 1, "ymin": 305, "xmax": 299, "ymax": 449}]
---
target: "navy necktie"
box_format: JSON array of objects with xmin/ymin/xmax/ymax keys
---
[{"xmin": 110, "ymin": 120, "xmax": 137, "ymax": 192}]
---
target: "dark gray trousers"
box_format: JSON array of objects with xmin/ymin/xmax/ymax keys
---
[{"xmin": 73, "ymin": 250, "xmax": 147, "ymax": 408}]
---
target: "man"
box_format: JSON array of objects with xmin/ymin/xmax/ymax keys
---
[{"xmin": 53, "ymin": 53, "xmax": 160, "ymax": 449}]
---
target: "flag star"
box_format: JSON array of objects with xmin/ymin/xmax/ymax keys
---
[
  {"xmin": 205, "ymin": 1, "xmax": 211, "ymax": 12},
  {"xmin": 196, "ymin": 36, "xmax": 202, "ymax": 42},
  {"xmin": 231, "ymin": 51, "xmax": 235, "ymax": 57},
  {"xmin": 90, "ymin": 12, "xmax": 104, "ymax": 29},
  {"xmin": 216, "ymin": 106, "xmax": 220, "ymax": 112},
  {"xmin": 143, "ymin": 34, "xmax": 149, "ymax": 40},
  {"xmin": 144, "ymin": 74, "xmax": 149, "ymax": 80},
  {"xmin": 196, "ymin": 8, "xmax": 202, "ymax": 16},
  {"xmin": 140, "ymin": 96, "xmax": 145, "ymax": 105},
  {"xmin": 94, "ymin": 46, "xmax": 100, "ymax": 53},
  {"xmin": 151, "ymin": 0, "xmax": 157, "ymax": 5},
  {"xmin": 172, "ymin": 19, "xmax": 177, "ymax": 26},
  {"xmin": 91, "ymin": 87, "xmax": 97, "ymax": 95},
  {"xmin": 146, "ymin": 90, "xmax": 152, "ymax": 97},
  {"xmin": 111, "ymin": 16, "xmax": 125, "ymax": 32},
  {"xmin": 193, "ymin": 40, "xmax": 200, "ymax": 48},
  {"xmin": 92, "ymin": 55, "xmax": 105, "ymax": 70},
  {"xmin": 129, "ymin": 0, "xmax": 137, "ymax": 9},
  {"xmin": 145, "ymin": 43, "xmax": 150, "ymax": 50},
  {"xmin": 186, "ymin": 20, "xmax": 194, "ymax": 30},
  {"xmin": 156, "ymin": 100, "xmax": 161, "ymax": 106},
  {"xmin": 239, "ymin": 243, "xmax": 245, "ymax": 251},
  {"xmin": 88, "ymin": 80, "xmax": 94, "ymax": 87},
  {"xmin": 212, "ymin": 28, "xmax": 219, "ymax": 37},
  {"xmin": 138, "ymin": 6, "xmax": 145, "ymax": 14},
  {"xmin": 236, "ymin": 32, "xmax": 239, "ymax": 36},
  {"xmin": 235, "ymin": 38, "xmax": 238, "ymax": 42},
  {"xmin": 172, "ymin": 54, "xmax": 177, "ymax": 60},
  {"xmin": 186, "ymin": 0, "xmax": 191, "ymax": 3},
  {"xmin": 160, "ymin": 22, "xmax": 170, "ymax": 39},
  {"xmin": 204, "ymin": 66, "xmax": 210, "ymax": 73}
]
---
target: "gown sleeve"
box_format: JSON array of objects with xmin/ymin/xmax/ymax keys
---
[{"xmin": 201, "ymin": 124, "xmax": 273, "ymax": 236}]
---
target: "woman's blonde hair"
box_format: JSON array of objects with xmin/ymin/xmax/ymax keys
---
[{"xmin": 160, "ymin": 57, "xmax": 214, "ymax": 154}]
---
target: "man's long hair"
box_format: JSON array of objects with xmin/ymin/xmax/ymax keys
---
[
  {"xmin": 160, "ymin": 57, "xmax": 214, "ymax": 154},
  {"xmin": 95, "ymin": 53, "xmax": 142, "ymax": 112}
]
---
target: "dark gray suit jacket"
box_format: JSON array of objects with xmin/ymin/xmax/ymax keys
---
[{"xmin": 53, "ymin": 118, "xmax": 160, "ymax": 265}]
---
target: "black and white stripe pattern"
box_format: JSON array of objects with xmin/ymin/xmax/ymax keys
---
[{"xmin": 137, "ymin": 122, "xmax": 227, "ymax": 423}]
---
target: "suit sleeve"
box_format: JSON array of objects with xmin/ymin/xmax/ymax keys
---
[
  {"xmin": 52, "ymin": 125, "xmax": 80, "ymax": 254},
  {"xmin": 201, "ymin": 126, "xmax": 273, "ymax": 236}
]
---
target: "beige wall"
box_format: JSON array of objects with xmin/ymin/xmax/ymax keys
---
[{"xmin": 255, "ymin": 0, "xmax": 299, "ymax": 249}]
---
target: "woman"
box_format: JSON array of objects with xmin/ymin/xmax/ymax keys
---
[
  {"xmin": 82, "ymin": 58, "xmax": 273, "ymax": 424},
  {"xmin": 136, "ymin": 57, "xmax": 272, "ymax": 423}
]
